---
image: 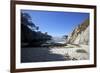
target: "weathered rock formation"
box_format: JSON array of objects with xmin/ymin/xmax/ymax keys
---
[{"xmin": 68, "ymin": 18, "xmax": 89, "ymax": 45}]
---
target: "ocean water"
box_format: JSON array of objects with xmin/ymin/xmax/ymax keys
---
[{"xmin": 47, "ymin": 36, "xmax": 67, "ymax": 44}]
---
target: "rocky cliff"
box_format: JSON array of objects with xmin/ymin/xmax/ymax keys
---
[{"xmin": 68, "ymin": 18, "xmax": 89, "ymax": 45}]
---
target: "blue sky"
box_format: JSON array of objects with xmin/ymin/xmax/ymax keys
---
[{"xmin": 21, "ymin": 10, "xmax": 89, "ymax": 37}]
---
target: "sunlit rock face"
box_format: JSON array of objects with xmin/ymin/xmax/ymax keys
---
[{"xmin": 68, "ymin": 19, "xmax": 89, "ymax": 45}]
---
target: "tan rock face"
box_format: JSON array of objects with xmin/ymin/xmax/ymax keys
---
[{"xmin": 68, "ymin": 19, "xmax": 89, "ymax": 45}]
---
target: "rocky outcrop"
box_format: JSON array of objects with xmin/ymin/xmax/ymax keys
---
[
  {"xmin": 68, "ymin": 19, "xmax": 89, "ymax": 45},
  {"xmin": 21, "ymin": 12, "xmax": 52, "ymax": 47}
]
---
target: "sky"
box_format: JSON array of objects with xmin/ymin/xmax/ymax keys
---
[{"xmin": 21, "ymin": 10, "xmax": 89, "ymax": 37}]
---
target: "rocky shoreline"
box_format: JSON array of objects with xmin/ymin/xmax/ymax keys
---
[{"xmin": 21, "ymin": 44, "xmax": 89, "ymax": 63}]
